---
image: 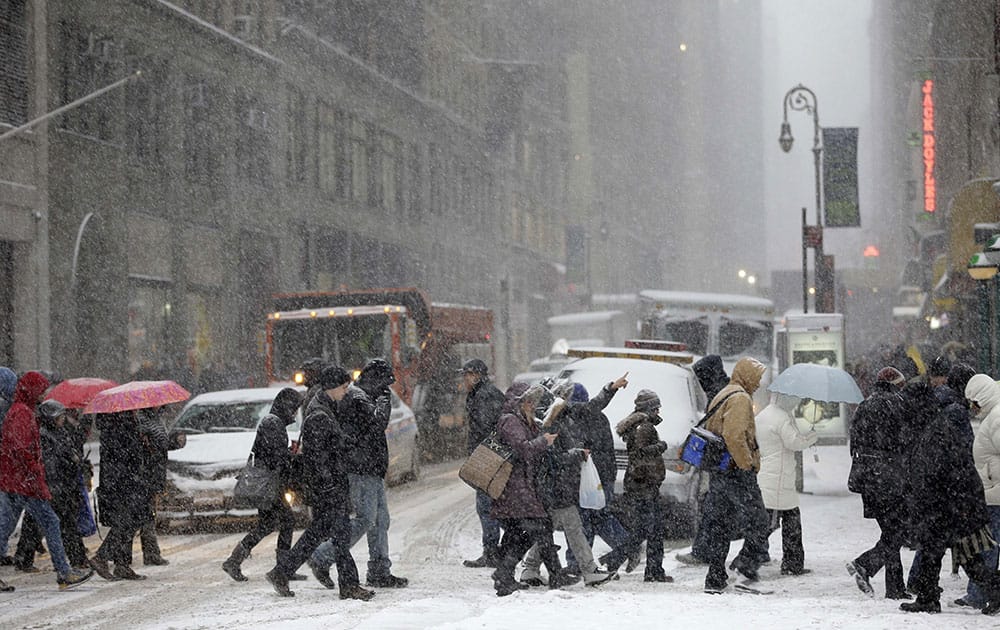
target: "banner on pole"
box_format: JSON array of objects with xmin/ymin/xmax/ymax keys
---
[{"xmin": 822, "ymin": 127, "xmax": 860, "ymax": 227}]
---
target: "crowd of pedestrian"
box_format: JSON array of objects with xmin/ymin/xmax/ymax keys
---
[{"xmin": 3, "ymin": 346, "xmax": 1000, "ymax": 617}]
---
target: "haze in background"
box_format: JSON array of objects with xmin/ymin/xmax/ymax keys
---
[{"xmin": 762, "ymin": 0, "xmax": 874, "ymax": 282}]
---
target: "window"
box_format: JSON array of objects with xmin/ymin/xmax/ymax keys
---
[
  {"xmin": 407, "ymin": 143, "xmax": 422, "ymax": 217},
  {"xmin": 348, "ymin": 116, "xmax": 368, "ymax": 204},
  {"xmin": 236, "ymin": 92, "xmax": 271, "ymax": 185},
  {"xmin": 232, "ymin": 1, "xmax": 258, "ymax": 41},
  {"xmin": 317, "ymin": 102, "xmax": 340, "ymax": 197},
  {"xmin": 429, "ymin": 143, "xmax": 442, "ymax": 214},
  {"xmin": 286, "ymin": 87, "xmax": 307, "ymax": 183},
  {"xmin": 183, "ymin": 79, "xmax": 217, "ymax": 184},
  {"xmin": 124, "ymin": 53, "xmax": 164, "ymax": 165},
  {"xmin": 380, "ymin": 132, "xmax": 403, "ymax": 213},
  {"xmin": 59, "ymin": 24, "xmax": 121, "ymax": 141},
  {"xmin": 0, "ymin": 0, "xmax": 28, "ymax": 126}
]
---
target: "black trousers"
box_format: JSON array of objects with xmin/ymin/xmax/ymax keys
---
[
  {"xmin": 854, "ymin": 510, "xmax": 906, "ymax": 593},
  {"xmin": 768, "ymin": 507, "xmax": 803, "ymax": 572},
  {"xmin": 240, "ymin": 500, "xmax": 295, "ymax": 554},
  {"xmin": 495, "ymin": 517, "xmax": 561, "ymax": 586},
  {"xmin": 602, "ymin": 494, "xmax": 665, "ymax": 578},
  {"xmin": 275, "ymin": 502, "xmax": 357, "ymax": 586},
  {"xmin": 911, "ymin": 543, "xmax": 1000, "ymax": 604},
  {"xmin": 702, "ymin": 468, "xmax": 769, "ymax": 588}
]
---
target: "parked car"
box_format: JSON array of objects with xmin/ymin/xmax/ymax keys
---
[
  {"xmin": 556, "ymin": 351, "xmax": 707, "ymax": 536},
  {"xmin": 158, "ymin": 386, "xmax": 419, "ymax": 529}
]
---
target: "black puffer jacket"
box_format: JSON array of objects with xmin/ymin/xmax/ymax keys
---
[
  {"xmin": 565, "ymin": 384, "xmax": 619, "ymax": 492},
  {"xmin": 139, "ymin": 409, "xmax": 169, "ymax": 494},
  {"xmin": 342, "ymin": 384, "xmax": 391, "ymax": 478},
  {"xmin": 300, "ymin": 391, "xmax": 355, "ymax": 509},
  {"xmin": 616, "ymin": 411, "xmax": 666, "ymax": 498},
  {"xmin": 466, "ymin": 377, "xmax": 505, "ymax": 454},
  {"xmin": 96, "ymin": 411, "xmax": 152, "ymax": 526},
  {"xmin": 693, "ymin": 354, "xmax": 729, "ymax": 402}
]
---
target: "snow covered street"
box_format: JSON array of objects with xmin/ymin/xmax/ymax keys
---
[{"xmin": 1, "ymin": 447, "xmax": 997, "ymax": 629}]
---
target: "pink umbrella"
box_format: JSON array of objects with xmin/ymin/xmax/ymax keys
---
[
  {"xmin": 83, "ymin": 380, "xmax": 191, "ymax": 414},
  {"xmin": 45, "ymin": 377, "xmax": 120, "ymax": 409}
]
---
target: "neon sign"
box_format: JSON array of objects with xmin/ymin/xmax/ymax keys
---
[{"xmin": 922, "ymin": 79, "xmax": 935, "ymax": 213}]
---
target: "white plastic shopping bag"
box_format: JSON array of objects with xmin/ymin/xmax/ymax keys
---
[{"xmin": 579, "ymin": 457, "xmax": 606, "ymax": 510}]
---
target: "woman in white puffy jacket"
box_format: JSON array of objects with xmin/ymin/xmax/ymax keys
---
[
  {"xmin": 755, "ymin": 393, "xmax": 818, "ymax": 575},
  {"xmin": 964, "ymin": 374, "xmax": 1000, "ymax": 608}
]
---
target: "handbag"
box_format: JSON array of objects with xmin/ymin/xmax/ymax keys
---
[
  {"xmin": 579, "ymin": 457, "xmax": 606, "ymax": 510},
  {"xmin": 459, "ymin": 433, "xmax": 514, "ymax": 500},
  {"xmin": 680, "ymin": 392, "xmax": 738, "ymax": 471},
  {"xmin": 232, "ymin": 453, "xmax": 280, "ymax": 510}
]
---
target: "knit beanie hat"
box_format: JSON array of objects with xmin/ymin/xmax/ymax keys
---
[
  {"xmin": 634, "ymin": 388, "xmax": 660, "ymax": 412},
  {"xmin": 876, "ymin": 366, "xmax": 905, "ymax": 385},
  {"xmin": 928, "ymin": 355, "xmax": 951, "ymax": 378},
  {"xmin": 318, "ymin": 365, "xmax": 352, "ymax": 390}
]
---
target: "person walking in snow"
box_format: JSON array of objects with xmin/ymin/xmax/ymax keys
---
[
  {"xmin": 0, "ymin": 371, "xmax": 93, "ymax": 591},
  {"xmin": 755, "ymin": 392, "xmax": 817, "ymax": 575},
  {"xmin": 699, "ymin": 357, "xmax": 770, "ymax": 593},
  {"xmin": 898, "ymin": 373, "xmax": 1000, "ymax": 615},
  {"xmin": 223, "ymin": 387, "xmax": 303, "ymax": 582},
  {"xmin": 265, "ymin": 367, "xmax": 372, "ymax": 600},
  {"xmin": 846, "ymin": 366, "xmax": 910, "ymax": 599},
  {"xmin": 459, "ymin": 358, "xmax": 506, "ymax": 569},
  {"xmin": 600, "ymin": 388, "xmax": 674, "ymax": 584}
]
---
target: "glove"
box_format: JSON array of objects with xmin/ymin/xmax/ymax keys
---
[{"xmin": 656, "ymin": 440, "xmax": 668, "ymax": 454}]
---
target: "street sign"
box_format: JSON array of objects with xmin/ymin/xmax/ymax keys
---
[{"xmin": 803, "ymin": 225, "xmax": 823, "ymax": 248}]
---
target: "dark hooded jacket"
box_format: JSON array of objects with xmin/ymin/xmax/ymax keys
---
[
  {"xmin": 536, "ymin": 399, "xmax": 587, "ymax": 510},
  {"xmin": 465, "ymin": 376, "xmax": 505, "ymax": 454},
  {"xmin": 40, "ymin": 422, "xmax": 82, "ymax": 506},
  {"xmin": 251, "ymin": 388, "xmax": 302, "ymax": 485},
  {"xmin": 490, "ymin": 401, "xmax": 551, "ymax": 520},
  {"xmin": 300, "ymin": 390, "xmax": 355, "ymax": 509},
  {"xmin": 342, "ymin": 383, "xmax": 391, "ymax": 478},
  {"xmin": 0, "ymin": 371, "xmax": 51, "ymax": 500},
  {"xmin": 693, "ymin": 354, "xmax": 729, "ymax": 403},
  {"xmin": 564, "ymin": 383, "xmax": 620, "ymax": 493},
  {"xmin": 849, "ymin": 380, "xmax": 907, "ymax": 519},
  {"xmin": 616, "ymin": 410, "xmax": 666, "ymax": 498}
]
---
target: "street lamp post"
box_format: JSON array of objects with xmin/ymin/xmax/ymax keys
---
[
  {"xmin": 780, "ymin": 84, "xmax": 823, "ymax": 314},
  {"xmin": 968, "ymin": 250, "xmax": 999, "ymax": 374}
]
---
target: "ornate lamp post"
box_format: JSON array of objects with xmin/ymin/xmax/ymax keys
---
[{"xmin": 779, "ymin": 84, "xmax": 823, "ymax": 313}]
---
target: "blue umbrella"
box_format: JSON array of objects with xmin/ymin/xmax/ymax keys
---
[{"xmin": 767, "ymin": 363, "xmax": 863, "ymax": 403}]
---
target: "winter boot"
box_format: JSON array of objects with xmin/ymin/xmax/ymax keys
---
[
  {"xmin": 547, "ymin": 570, "xmax": 582, "ymax": 589},
  {"xmin": 366, "ymin": 573, "xmax": 408, "ymax": 588},
  {"xmin": 519, "ymin": 565, "xmax": 545, "ymax": 587},
  {"xmin": 463, "ymin": 546, "xmax": 500, "ymax": 568},
  {"xmin": 57, "ymin": 567, "xmax": 94, "ymax": 591},
  {"xmin": 643, "ymin": 572, "xmax": 674, "ymax": 583},
  {"xmin": 846, "ymin": 560, "xmax": 874, "ymax": 597},
  {"xmin": 113, "ymin": 564, "xmax": 147, "ymax": 580},
  {"xmin": 583, "ymin": 568, "xmax": 616, "ymax": 586},
  {"xmin": 491, "ymin": 567, "xmax": 527, "ymax": 597},
  {"xmin": 265, "ymin": 568, "xmax": 294, "ymax": 597},
  {"xmin": 0, "ymin": 578, "xmax": 12, "ymax": 592},
  {"xmin": 339, "ymin": 584, "xmax": 376, "ymax": 601},
  {"xmin": 276, "ymin": 549, "xmax": 307, "ymax": 581},
  {"xmin": 88, "ymin": 556, "xmax": 121, "ymax": 581},
  {"xmin": 675, "ymin": 552, "xmax": 705, "ymax": 566},
  {"xmin": 222, "ymin": 542, "xmax": 251, "ymax": 582},
  {"xmin": 143, "ymin": 554, "xmax": 169, "ymax": 566},
  {"xmin": 307, "ymin": 559, "xmax": 337, "ymax": 589},
  {"xmin": 900, "ymin": 598, "xmax": 941, "ymax": 613}
]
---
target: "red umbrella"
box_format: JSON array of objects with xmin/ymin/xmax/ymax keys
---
[
  {"xmin": 45, "ymin": 378, "xmax": 119, "ymax": 409},
  {"xmin": 83, "ymin": 380, "xmax": 191, "ymax": 414}
]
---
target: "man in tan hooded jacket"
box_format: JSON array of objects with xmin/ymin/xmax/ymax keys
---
[{"xmin": 700, "ymin": 357, "xmax": 770, "ymax": 593}]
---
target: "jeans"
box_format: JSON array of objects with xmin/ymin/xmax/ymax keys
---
[
  {"xmin": 701, "ymin": 469, "xmax": 769, "ymax": 588},
  {"xmin": 525, "ymin": 505, "xmax": 598, "ymax": 576},
  {"xmin": 567, "ymin": 487, "xmax": 629, "ymax": 571},
  {"xmin": 966, "ymin": 505, "xmax": 1000, "ymax": 607},
  {"xmin": 0, "ymin": 492, "xmax": 71, "ymax": 576},
  {"xmin": 476, "ymin": 490, "xmax": 501, "ymax": 551},
  {"xmin": 312, "ymin": 474, "xmax": 391, "ymax": 576}
]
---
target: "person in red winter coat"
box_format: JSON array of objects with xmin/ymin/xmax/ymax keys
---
[{"xmin": 0, "ymin": 371, "xmax": 92, "ymax": 590}]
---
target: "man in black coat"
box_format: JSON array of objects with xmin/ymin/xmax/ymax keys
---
[
  {"xmin": 265, "ymin": 367, "xmax": 372, "ymax": 600},
  {"xmin": 846, "ymin": 367, "xmax": 910, "ymax": 599},
  {"xmin": 554, "ymin": 376, "xmax": 630, "ymax": 574},
  {"xmin": 223, "ymin": 387, "xmax": 302, "ymax": 582},
  {"xmin": 459, "ymin": 358, "xmax": 506, "ymax": 568},
  {"xmin": 903, "ymin": 384, "xmax": 1000, "ymax": 615},
  {"xmin": 309, "ymin": 358, "xmax": 408, "ymax": 588}
]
